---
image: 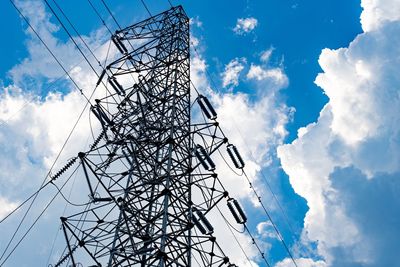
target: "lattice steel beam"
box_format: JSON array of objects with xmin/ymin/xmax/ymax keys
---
[{"xmin": 54, "ymin": 6, "xmax": 237, "ymax": 267}]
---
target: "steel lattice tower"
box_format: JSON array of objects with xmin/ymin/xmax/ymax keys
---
[{"xmin": 53, "ymin": 6, "xmax": 242, "ymax": 267}]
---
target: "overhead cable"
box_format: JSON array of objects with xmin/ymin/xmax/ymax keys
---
[{"xmin": 8, "ymin": 0, "xmax": 89, "ymax": 102}]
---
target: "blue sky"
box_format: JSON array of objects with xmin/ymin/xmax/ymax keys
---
[{"xmin": 0, "ymin": 0, "xmax": 399, "ymax": 267}]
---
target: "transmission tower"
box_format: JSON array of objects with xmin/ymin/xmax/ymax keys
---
[{"xmin": 51, "ymin": 6, "xmax": 247, "ymax": 267}]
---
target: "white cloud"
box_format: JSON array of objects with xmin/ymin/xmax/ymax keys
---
[
  {"xmin": 247, "ymin": 64, "xmax": 288, "ymax": 88},
  {"xmin": 190, "ymin": 44, "xmax": 293, "ymax": 206},
  {"xmin": 257, "ymin": 221, "xmax": 278, "ymax": 239},
  {"xmin": 221, "ymin": 58, "xmax": 246, "ymax": 88},
  {"xmin": 0, "ymin": 0, "xmax": 111, "ymax": 196},
  {"xmin": 0, "ymin": 81, "xmax": 98, "ymax": 267},
  {"xmin": 212, "ymin": 92, "xmax": 292, "ymax": 168},
  {"xmin": 233, "ymin": 17, "xmax": 258, "ymax": 35},
  {"xmin": 260, "ymin": 48, "xmax": 274, "ymax": 63},
  {"xmin": 275, "ymin": 257, "xmax": 327, "ymax": 267},
  {"xmin": 190, "ymin": 35, "xmax": 294, "ymax": 265},
  {"xmin": 0, "ymin": 1, "xmax": 117, "ymax": 265},
  {"xmin": 278, "ymin": 0, "xmax": 400, "ymax": 266},
  {"xmin": 10, "ymin": 0, "xmax": 110, "ymax": 91},
  {"xmin": 190, "ymin": 16, "xmax": 203, "ymax": 28},
  {"xmin": 191, "ymin": 35, "xmax": 200, "ymax": 47},
  {"xmin": 190, "ymin": 54, "xmax": 208, "ymax": 97},
  {"xmin": 190, "ymin": 17, "xmax": 202, "ymax": 48},
  {"xmin": 0, "ymin": 197, "xmax": 18, "ymax": 220},
  {"xmin": 0, "ymin": 2, "xmax": 294, "ymax": 266},
  {"xmin": 360, "ymin": 0, "xmax": 400, "ymax": 32}
]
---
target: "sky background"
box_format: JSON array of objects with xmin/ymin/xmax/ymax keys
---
[{"xmin": 0, "ymin": 0, "xmax": 399, "ymax": 266}]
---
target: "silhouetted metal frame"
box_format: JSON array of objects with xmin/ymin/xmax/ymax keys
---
[{"xmin": 54, "ymin": 6, "xmax": 237, "ymax": 267}]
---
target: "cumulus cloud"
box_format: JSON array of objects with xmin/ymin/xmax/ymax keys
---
[
  {"xmin": 0, "ymin": 197, "xmax": 18, "ymax": 220},
  {"xmin": 275, "ymin": 257, "xmax": 327, "ymax": 267},
  {"xmin": 260, "ymin": 48, "xmax": 274, "ymax": 63},
  {"xmin": 233, "ymin": 17, "xmax": 258, "ymax": 35},
  {"xmin": 221, "ymin": 58, "xmax": 246, "ymax": 88},
  {"xmin": 207, "ymin": 90, "xmax": 292, "ymax": 263},
  {"xmin": 329, "ymin": 167, "xmax": 400, "ymax": 266},
  {"xmin": 190, "ymin": 34, "xmax": 294, "ymax": 264},
  {"xmin": 191, "ymin": 51, "xmax": 292, "ymax": 203},
  {"xmin": 245, "ymin": 49, "xmax": 288, "ymax": 90},
  {"xmin": 247, "ymin": 64, "xmax": 288, "ymax": 88},
  {"xmin": 278, "ymin": 0, "xmax": 400, "ymax": 266},
  {"xmin": 9, "ymin": 0, "xmax": 110, "ymax": 92},
  {"xmin": 0, "ymin": 1, "xmax": 116, "ymax": 265},
  {"xmin": 212, "ymin": 92, "xmax": 292, "ymax": 169},
  {"xmin": 0, "ymin": 0, "xmax": 113, "ymax": 196},
  {"xmin": 257, "ymin": 221, "xmax": 278, "ymax": 239},
  {"xmin": 0, "ymin": 1, "xmax": 294, "ymax": 266},
  {"xmin": 190, "ymin": 16, "xmax": 203, "ymax": 28},
  {"xmin": 360, "ymin": 0, "xmax": 400, "ymax": 32}
]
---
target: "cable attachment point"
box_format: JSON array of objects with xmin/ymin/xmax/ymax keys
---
[
  {"xmin": 194, "ymin": 144, "xmax": 215, "ymax": 171},
  {"xmin": 192, "ymin": 208, "xmax": 214, "ymax": 235},
  {"xmin": 90, "ymin": 130, "xmax": 105, "ymax": 149},
  {"xmin": 112, "ymin": 35, "xmax": 128, "ymax": 54},
  {"xmin": 91, "ymin": 100, "xmax": 113, "ymax": 127},
  {"xmin": 226, "ymin": 144, "xmax": 245, "ymax": 169},
  {"xmin": 54, "ymin": 245, "xmax": 77, "ymax": 267},
  {"xmin": 227, "ymin": 198, "xmax": 247, "ymax": 224},
  {"xmin": 50, "ymin": 157, "xmax": 78, "ymax": 182},
  {"xmin": 197, "ymin": 95, "xmax": 217, "ymax": 120},
  {"xmin": 108, "ymin": 76, "xmax": 126, "ymax": 96},
  {"xmin": 96, "ymin": 69, "xmax": 106, "ymax": 87}
]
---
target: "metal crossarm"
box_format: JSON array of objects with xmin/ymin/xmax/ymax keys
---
[{"xmin": 54, "ymin": 6, "xmax": 237, "ymax": 267}]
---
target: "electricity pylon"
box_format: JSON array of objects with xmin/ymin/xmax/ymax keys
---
[{"xmin": 52, "ymin": 6, "xmax": 246, "ymax": 267}]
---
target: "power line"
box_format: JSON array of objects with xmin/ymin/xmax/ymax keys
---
[
  {"xmin": 167, "ymin": 0, "xmax": 173, "ymax": 8},
  {"xmin": 244, "ymin": 225, "xmax": 272, "ymax": 267},
  {"xmin": 232, "ymin": 118, "xmax": 299, "ymax": 239},
  {"xmin": 87, "ymin": 0, "xmax": 113, "ymax": 35},
  {"xmin": 207, "ymin": 118, "xmax": 296, "ymax": 266},
  {"xmin": 0, "ymin": 165, "xmax": 81, "ymax": 266},
  {"xmin": 213, "ymin": 119, "xmax": 299, "ymax": 267},
  {"xmin": 194, "ymin": 39, "xmax": 298, "ymax": 231},
  {"xmin": 8, "ymin": 0, "xmax": 89, "ymax": 102},
  {"xmin": 2, "ymin": 2, "xmax": 99, "ymax": 262},
  {"xmin": 45, "ymin": 158, "xmax": 83, "ymax": 266},
  {"xmin": 194, "ymin": 81, "xmax": 296, "ymax": 266},
  {"xmin": 242, "ymin": 171, "xmax": 299, "ymax": 267},
  {"xmin": 140, "ymin": 0, "xmax": 152, "ymax": 17},
  {"xmin": 44, "ymin": 0, "xmax": 121, "ymax": 109},
  {"xmin": 47, "ymin": 0, "xmax": 125, "ymax": 105},
  {"xmin": 6, "ymin": 2, "xmax": 298, "ymax": 265},
  {"xmin": 95, "ymin": 2, "xmax": 295, "ymax": 265},
  {"xmin": 193, "ymin": 167, "xmax": 254, "ymax": 267},
  {"xmin": 191, "ymin": 37, "xmax": 298, "ymax": 243},
  {"xmin": 192, "ymin": 64, "xmax": 299, "ymax": 267},
  {"xmin": 50, "ymin": 0, "xmax": 103, "ymax": 67},
  {"xmin": 96, "ymin": 11, "xmax": 252, "ymax": 265},
  {"xmin": 0, "ymin": 182, "xmax": 48, "ymax": 225},
  {"xmin": 0, "ymin": 37, "xmax": 107, "ymax": 128},
  {"xmin": 100, "ymin": 0, "xmax": 122, "ymax": 30},
  {"xmin": 189, "ymin": 22, "xmax": 300, "ymax": 267},
  {"xmin": 93, "ymin": 0, "xmax": 144, "ymax": 96},
  {"xmin": 47, "ymin": 6, "xmax": 239, "ymax": 265},
  {"xmin": 43, "ymin": 0, "xmax": 101, "ymax": 78},
  {"xmin": 192, "ymin": 81, "xmax": 298, "ymax": 266},
  {"xmin": 217, "ymin": 206, "xmax": 255, "ymax": 267}
]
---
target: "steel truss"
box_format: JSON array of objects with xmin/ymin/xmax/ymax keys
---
[{"xmin": 53, "ymin": 6, "xmax": 238, "ymax": 267}]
